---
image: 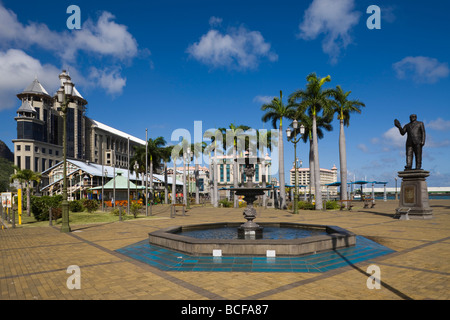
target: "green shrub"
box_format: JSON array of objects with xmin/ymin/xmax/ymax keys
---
[
  {"xmin": 83, "ymin": 199, "xmax": 99, "ymax": 213},
  {"xmin": 31, "ymin": 195, "xmax": 63, "ymax": 221},
  {"xmin": 130, "ymin": 202, "xmax": 142, "ymax": 218},
  {"xmin": 296, "ymin": 201, "xmax": 315, "ymax": 210},
  {"xmin": 219, "ymin": 199, "xmax": 233, "ymax": 208},
  {"xmin": 325, "ymin": 200, "xmax": 340, "ymax": 210},
  {"xmin": 110, "ymin": 208, "xmax": 120, "ymax": 216},
  {"xmin": 69, "ymin": 200, "xmax": 84, "ymax": 212}
]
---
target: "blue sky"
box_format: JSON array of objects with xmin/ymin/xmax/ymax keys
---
[{"xmin": 0, "ymin": 0, "xmax": 449, "ymax": 186}]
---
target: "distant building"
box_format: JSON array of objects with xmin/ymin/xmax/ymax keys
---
[
  {"xmin": 12, "ymin": 70, "xmax": 145, "ymax": 174},
  {"xmin": 289, "ymin": 164, "xmax": 338, "ymax": 195}
]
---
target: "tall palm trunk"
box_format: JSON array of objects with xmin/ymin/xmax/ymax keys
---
[
  {"xmin": 339, "ymin": 118, "xmax": 348, "ymax": 205},
  {"xmin": 213, "ymin": 156, "xmax": 218, "ymax": 207},
  {"xmin": 195, "ymin": 162, "xmax": 200, "ymax": 204},
  {"xmin": 26, "ymin": 182, "xmax": 31, "ymax": 216},
  {"xmin": 233, "ymin": 145, "xmax": 238, "ymax": 208},
  {"xmin": 309, "ymin": 134, "xmax": 314, "ymax": 202},
  {"xmin": 149, "ymin": 159, "xmax": 153, "ymax": 215},
  {"xmin": 312, "ymin": 114, "xmax": 323, "ymax": 210},
  {"xmin": 164, "ymin": 161, "xmax": 168, "ymax": 204},
  {"xmin": 183, "ymin": 158, "xmax": 187, "ymax": 206},
  {"xmin": 172, "ymin": 160, "xmax": 176, "ymax": 204},
  {"xmin": 278, "ymin": 118, "xmax": 286, "ymax": 209}
]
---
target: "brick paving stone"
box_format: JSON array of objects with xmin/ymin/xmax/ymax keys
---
[{"xmin": 0, "ymin": 199, "xmax": 449, "ymax": 301}]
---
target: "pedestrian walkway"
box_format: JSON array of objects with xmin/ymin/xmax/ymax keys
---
[{"xmin": 1, "ymin": 200, "xmax": 449, "ymax": 300}]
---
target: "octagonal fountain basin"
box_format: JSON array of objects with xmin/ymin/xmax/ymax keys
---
[{"xmin": 148, "ymin": 222, "xmax": 356, "ymax": 257}]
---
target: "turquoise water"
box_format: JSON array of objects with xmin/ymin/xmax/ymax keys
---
[{"xmin": 116, "ymin": 236, "xmax": 395, "ymax": 273}]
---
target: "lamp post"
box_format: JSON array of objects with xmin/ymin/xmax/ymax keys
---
[
  {"xmin": 186, "ymin": 148, "xmax": 193, "ymax": 209},
  {"xmin": 57, "ymin": 77, "xmax": 74, "ymax": 233},
  {"xmin": 103, "ymin": 168, "xmax": 107, "ymax": 211},
  {"xmin": 134, "ymin": 161, "xmax": 139, "ymax": 204},
  {"xmin": 286, "ymin": 120, "xmax": 305, "ymax": 214}
]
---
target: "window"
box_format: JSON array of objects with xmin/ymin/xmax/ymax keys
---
[
  {"xmin": 35, "ymin": 146, "xmax": 39, "ymax": 152},
  {"xmin": 42, "ymin": 148, "xmax": 46, "ymax": 153},
  {"xmin": 25, "ymin": 156, "xmax": 31, "ymax": 170},
  {"xmin": 35, "ymin": 157, "xmax": 39, "ymax": 172},
  {"xmin": 17, "ymin": 145, "xmax": 21, "ymax": 151},
  {"xmin": 25, "ymin": 145, "xmax": 31, "ymax": 151},
  {"xmin": 49, "ymin": 149, "xmax": 52, "ymax": 155},
  {"xmin": 226, "ymin": 164, "xmax": 230, "ymax": 182},
  {"xmin": 42, "ymin": 159, "xmax": 46, "ymax": 171},
  {"xmin": 17, "ymin": 156, "xmax": 21, "ymax": 169},
  {"xmin": 255, "ymin": 164, "xmax": 259, "ymax": 182},
  {"xmin": 55, "ymin": 150, "xmax": 59, "ymax": 156},
  {"xmin": 49, "ymin": 160, "xmax": 53, "ymax": 168},
  {"xmin": 220, "ymin": 164, "xmax": 224, "ymax": 182}
]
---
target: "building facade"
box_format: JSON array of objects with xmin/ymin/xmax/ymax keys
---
[
  {"xmin": 13, "ymin": 70, "xmax": 145, "ymax": 174},
  {"xmin": 289, "ymin": 165, "xmax": 338, "ymax": 195}
]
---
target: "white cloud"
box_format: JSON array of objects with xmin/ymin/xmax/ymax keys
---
[
  {"xmin": 427, "ymin": 118, "xmax": 450, "ymax": 131},
  {"xmin": 253, "ymin": 95, "xmax": 275, "ymax": 104},
  {"xmin": 381, "ymin": 127, "xmax": 406, "ymax": 148},
  {"xmin": 0, "ymin": 49, "xmax": 60, "ymax": 110},
  {"xmin": 0, "ymin": 4, "xmax": 141, "ymax": 106},
  {"xmin": 0, "ymin": 4, "xmax": 64, "ymax": 51},
  {"xmin": 209, "ymin": 16, "xmax": 223, "ymax": 27},
  {"xmin": 0, "ymin": 4, "xmax": 138, "ymax": 62},
  {"xmin": 67, "ymin": 12, "xmax": 138, "ymax": 61},
  {"xmin": 393, "ymin": 56, "xmax": 449, "ymax": 83},
  {"xmin": 187, "ymin": 22, "xmax": 278, "ymax": 71},
  {"xmin": 88, "ymin": 67, "xmax": 127, "ymax": 96},
  {"xmin": 357, "ymin": 143, "xmax": 369, "ymax": 153},
  {"xmin": 298, "ymin": 0, "xmax": 361, "ymax": 64}
]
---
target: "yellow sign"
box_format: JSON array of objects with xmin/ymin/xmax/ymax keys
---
[{"xmin": 18, "ymin": 189, "xmax": 22, "ymax": 225}]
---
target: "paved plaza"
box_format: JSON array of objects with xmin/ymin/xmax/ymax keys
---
[{"xmin": 1, "ymin": 199, "xmax": 449, "ymax": 300}]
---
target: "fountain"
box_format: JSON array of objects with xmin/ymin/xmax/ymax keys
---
[
  {"xmin": 234, "ymin": 156, "xmax": 270, "ymax": 239},
  {"xmin": 148, "ymin": 155, "xmax": 356, "ymax": 257}
]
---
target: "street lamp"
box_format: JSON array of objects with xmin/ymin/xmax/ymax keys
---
[
  {"xmin": 102, "ymin": 168, "xmax": 107, "ymax": 211},
  {"xmin": 186, "ymin": 147, "xmax": 193, "ymax": 209},
  {"xmin": 286, "ymin": 120, "xmax": 305, "ymax": 214},
  {"xmin": 57, "ymin": 77, "xmax": 74, "ymax": 233},
  {"xmin": 134, "ymin": 161, "xmax": 139, "ymax": 203}
]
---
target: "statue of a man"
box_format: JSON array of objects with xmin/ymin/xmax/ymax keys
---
[{"xmin": 394, "ymin": 114, "xmax": 426, "ymax": 170}]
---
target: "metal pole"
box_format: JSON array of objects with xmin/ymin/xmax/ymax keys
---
[
  {"xmin": 113, "ymin": 142, "xmax": 116, "ymax": 210},
  {"xmin": 294, "ymin": 141, "xmax": 298, "ymax": 214},
  {"xmin": 101, "ymin": 163, "xmax": 104, "ymax": 212},
  {"xmin": 127, "ymin": 137, "xmax": 130, "ymax": 216},
  {"xmin": 145, "ymin": 129, "xmax": 148, "ymax": 216},
  {"xmin": 61, "ymin": 96, "xmax": 71, "ymax": 233}
]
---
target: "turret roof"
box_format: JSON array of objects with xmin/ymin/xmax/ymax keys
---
[{"xmin": 20, "ymin": 78, "xmax": 50, "ymax": 96}]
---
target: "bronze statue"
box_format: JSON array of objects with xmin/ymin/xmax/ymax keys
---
[{"xmin": 394, "ymin": 114, "xmax": 426, "ymax": 170}]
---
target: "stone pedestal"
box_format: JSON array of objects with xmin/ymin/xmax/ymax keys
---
[{"xmin": 395, "ymin": 170, "xmax": 433, "ymax": 219}]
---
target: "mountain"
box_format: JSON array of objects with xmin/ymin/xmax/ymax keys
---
[{"xmin": 0, "ymin": 140, "xmax": 13, "ymax": 162}]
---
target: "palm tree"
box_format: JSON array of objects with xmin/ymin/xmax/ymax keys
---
[
  {"xmin": 10, "ymin": 166, "xmax": 41, "ymax": 217},
  {"xmin": 160, "ymin": 145, "xmax": 174, "ymax": 204},
  {"xmin": 293, "ymin": 109, "xmax": 333, "ymax": 202},
  {"xmin": 130, "ymin": 145, "xmax": 147, "ymax": 188},
  {"xmin": 204, "ymin": 129, "xmax": 223, "ymax": 207},
  {"xmin": 331, "ymin": 85, "xmax": 365, "ymax": 205},
  {"xmin": 289, "ymin": 73, "xmax": 334, "ymax": 210},
  {"xmin": 261, "ymin": 91, "xmax": 296, "ymax": 209},
  {"xmin": 189, "ymin": 142, "xmax": 207, "ymax": 204},
  {"xmin": 147, "ymin": 136, "xmax": 166, "ymax": 212},
  {"xmin": 218, "ymin": 124, "xmax": 251, "ymax": 207}
]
